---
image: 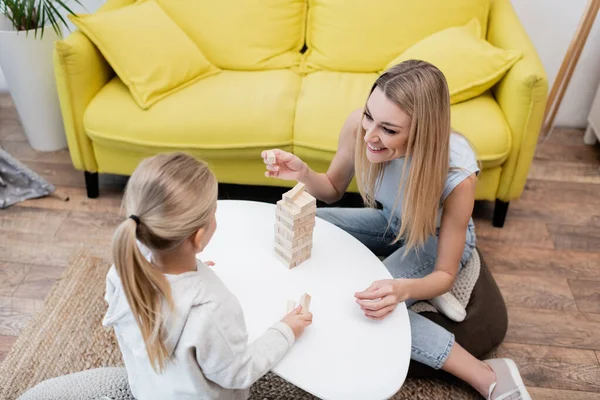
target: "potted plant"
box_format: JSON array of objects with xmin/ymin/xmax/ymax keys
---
[{"xmin": 0, "ymin": 0, "xmax": 81, "ymax": 151}]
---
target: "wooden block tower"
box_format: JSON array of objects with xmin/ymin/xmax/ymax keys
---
[{"xmin": 274, "ymin": 182, "xmax": 316, "ymax": 268}]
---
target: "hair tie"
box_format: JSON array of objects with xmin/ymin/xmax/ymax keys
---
[{"xmin": 129, "ymin": 215, "xmax": 141, "ymax": 226}]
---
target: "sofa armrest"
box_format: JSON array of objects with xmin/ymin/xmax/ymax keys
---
[
  {"xmin": 53, "ymin": 0, "xmax": 134, "ymax": 172},
  {"xmin": 487, "ymin": 0, "xmax": 548, "ymax": 201}
]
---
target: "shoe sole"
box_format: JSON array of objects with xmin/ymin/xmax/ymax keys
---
[{"xmin": 504, "ymin": 358, "xmax": 532, "ymax": 400}]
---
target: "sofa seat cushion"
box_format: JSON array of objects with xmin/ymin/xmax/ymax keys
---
[
  {"xmin": 84, "ymin": 70, "xmax": 301, "ymax": 155},
  {"xmin": 294, "ymin": 71, "xmax": 510, "ymax": 168}
]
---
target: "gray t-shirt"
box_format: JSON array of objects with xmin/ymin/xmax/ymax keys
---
[{"xmin": 374, "ymin": 133, "xmax": 480, "ymax": 230}]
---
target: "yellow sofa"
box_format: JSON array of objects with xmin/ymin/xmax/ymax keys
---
[{"xmin": 53, "ymin": 0, "xmax": 547, "ymax": 228}]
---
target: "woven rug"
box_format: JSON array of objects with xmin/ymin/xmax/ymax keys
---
[{"xmin": 0, "ymin": 250, "xmax": 479, "ymax": 400}]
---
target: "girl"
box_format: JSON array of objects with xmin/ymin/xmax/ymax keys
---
[
  {"xmin": 262, "ymin": 60, "xmax": 530, "ymax": 400},
  {"xmin": 103, "ymin": 152, "xmax": 312, "ymax": 400}
]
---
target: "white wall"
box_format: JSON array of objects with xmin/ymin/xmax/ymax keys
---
[
  {"xmin": 1, "ymin": 0, "xmax": 599, "ymax": 127},
  {"xmin": 511, "ymin": 0, "xmax": 600, "ymax": 127}
]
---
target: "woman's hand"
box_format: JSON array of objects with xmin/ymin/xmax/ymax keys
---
[
  {"xmin": 281, "ymin": 305, "xmax": 313, "ymax": 339},
  {"xmin": 261, "ymin": 149, "xmax": 307, "ymax": 181},
  {"xmin": 354, "ymin": 279, "xmax": 410, "ymax": 320}
]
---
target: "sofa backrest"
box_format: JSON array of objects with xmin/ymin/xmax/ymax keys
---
[
  {"xmin": 303, "ymin": 0, "xmax": 491, "ymax": 73},
  {"xmin": 90, "ymin": 0, "xmax": 491, "ymax": 73}
]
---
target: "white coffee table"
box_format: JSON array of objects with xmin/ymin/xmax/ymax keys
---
[{"xmin": 196, "ymin": 200, "xmax": 411, "ymax": 400}]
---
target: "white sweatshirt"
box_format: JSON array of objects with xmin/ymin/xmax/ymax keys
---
[{"xmin": 102, "ymin": 259, "xmax": 295, "ymax": 400}]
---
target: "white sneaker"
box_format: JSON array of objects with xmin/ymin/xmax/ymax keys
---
[
  {"xmin": 428, "ymin": 292, "xmax": 467, "ymax": 322},
  {"xmin": 484, "ymin": 358, "xmax": 532, "ymax": 400}
]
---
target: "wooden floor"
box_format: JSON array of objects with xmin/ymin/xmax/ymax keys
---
[{"xmin": 1, "ymin": 93, "xmax": 600, "ymax": 399}]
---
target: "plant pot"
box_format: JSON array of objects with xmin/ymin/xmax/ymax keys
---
[{"xmin": 0, "ymin": 14, "xmax": 68, "ymax": 152}]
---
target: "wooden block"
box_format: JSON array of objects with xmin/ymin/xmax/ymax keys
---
[
  {"xmin": 274, "ymin": 222, "xmax": 314, "ymax": 241},
  {"xmin": 266, "ymin": 150, "xmax": 276, "ymax": 164},
  {"xmin": 299, "ymin": 293, "xmax": 311, "ymax": 313},
  {"xmin": 294, "ymin": 191, "xmax": 316, "ymax": 213},
  {"xmin": 274, "ymin": 240, "xmax": 312, "ymax": 260},
  {"xmin": 274, "ymin": 232, "xmax": 313, "ymax": 251},
  {"xmin": 274, "ymin": 244, "xmax": 312, "ymax": 269},
  {"xmin": 275, "ymin": 210, "xmax": 316, "ymax": 231},
  {"xmin": 283, "ymin": 182, "xmax": 306, "ymax": 203},
  {"xmin": 286, "ymin": 299, "xmax": 296, "ymax": 313}
]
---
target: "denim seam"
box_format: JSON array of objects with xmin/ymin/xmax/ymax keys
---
[{"xmin": 436, "ymin": 333, "xmax": 455, "ymax": 369}]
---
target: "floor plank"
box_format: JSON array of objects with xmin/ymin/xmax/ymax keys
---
[
  {"xmin": 14, "ymin": 186, "xmax": 123, "ymax": 213},
  {"xmin": 493, "ymin": 273, "xmax": 578, "ymax": 312},
  {"xmin": 13, "ymin": 265, "xmax": 66, "ymax": 301},
  {"xmin": 534, "ymin": 141, "xmax": 600, "ymax": 164},
  {"xmin": 528, "ymin": 160, "xmax": 600, "ymax": 184},
  {"xmin": 529, "ymin": 387, "xmax": 600, "ymax": 399},
  {"xmin": 521, "ymin": 179, "xmax": 600, "ymax": 206},
  {"xmin": 0, "ymin": 206, "xmax": 69, "ymax": 235},
  {"xmin": 547, "ymin": 224, "xmax": 600, "ymax": 252},
  {"xmin": 0, "ymin": 296, "xmax": 44, "ymax": 336},
  {"xmin": 507, "ymin": 199, "xmax": 600, "ymax": 227},
  {"xmin": 568, "ymin": 280, "xmax": 600, "ymax": 314},
  {"xmin": 478, "ymin": 242, "xmax": 600, "ymax": 280},
  {"xmin": 543, "ymin": 127, "xmax": 595, "ymax": 146},
  {"xmin": 505, "ymin": 307, "xmax": 600, "ymax": 351},
  {"xmin": 0, "ymin": 262, "xmax": 32, "ymax": 297},
  {"xmin": 472, "ymin": 219, "xmax": 555, "ymax": 249},
  {"xmin": 0, "ymin": 139, "xmax": 72, "ymax": 164},
  {"xmin": 495, "ymin": 342, "xmax": 600, "ymax": 393},
  {"xmin": 53, "ymin": 211, "xmax": 123, "ymax": 246}
]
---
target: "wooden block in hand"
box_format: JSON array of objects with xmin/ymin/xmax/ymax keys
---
[
  {"xmin": 286, "ymin": 299, "xmax": 296, "ymax": 313},
  {"xmin": 299, "ymin": 293, "xmax": 311, "ymax": 314}
]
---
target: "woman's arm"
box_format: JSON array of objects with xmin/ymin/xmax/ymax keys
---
[
  {"xmin": 403, "ymin": 173, "xmax": 477, "ymax": 301},
  {"xmin": 263, "ymin": 109, "xmax": 361, "ymax": 204},
  {"xmin": 354, "ymin": 174, "xmax": 477, "ymax": 319}
]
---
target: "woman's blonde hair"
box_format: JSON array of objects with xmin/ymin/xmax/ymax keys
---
[
  {"xmin": 355, "ymin": 60, "xmax": 451, "ymax": 251},
  {"xmin": 111, "ymin": 152, "xmax": 218, "ymax": 373}
]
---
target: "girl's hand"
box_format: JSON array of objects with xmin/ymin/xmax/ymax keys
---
[
  {"xmin": 261, "ymin": 149, "xmax": 307, "ymax": 181},
  {"xmin": 354, "ymin": 279, "xmax": 410, "ymax": 320},
  {"xmin": 281, "ymin": 305, "xmax": 313, "ymax": 339}
]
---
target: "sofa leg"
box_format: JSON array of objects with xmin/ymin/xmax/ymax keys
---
[
  {"xmin": 492, "ymin": 200, "xmax": 509, "ymax": 228},
  {"xmin": 84, "ymin": 172, "xmax": 99, "ymax": 199}
]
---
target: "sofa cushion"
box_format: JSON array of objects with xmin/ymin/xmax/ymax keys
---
[
  {"xmin": 150, "ymin": 0, "xmax": 305, "ymax": 71},
  {"xmin": 385, "ymin": 19, "xmax": 521, "ymax": 105},
  {"xmin": 294, "ymin": 72, "xmax": 510, "ymax": 168},
  {"xmin": 84, "ymin": 70, "xmax": 301, "ymax": 155},
  {"xmin": 69, "ymin": 0, "xmax": 220, "ymax": 110},
  {"xmin": 303, "ymin": 0, "xmax": 491, "ymax": 73}
]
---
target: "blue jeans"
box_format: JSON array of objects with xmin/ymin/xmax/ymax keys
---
[{"xmin": 316, "ymin": 206, "xmax": 476, "ymax": 369}]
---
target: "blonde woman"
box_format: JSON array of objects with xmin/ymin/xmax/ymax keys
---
[
  {"xmin": 104, "ymin": 152, "xmax": 312, "ymax": 400},
  {"xmin": 262, "ymin": 60, "xmax": 530, "ymax": 400}
]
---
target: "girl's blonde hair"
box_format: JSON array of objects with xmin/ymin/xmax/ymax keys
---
[
  {"xmin": 355, "ymin": 60, "xmax": 451, "ymax": 251},
  {"xmin": 111, "ymin": 152, "xmax": 218, "ymax": 373}
]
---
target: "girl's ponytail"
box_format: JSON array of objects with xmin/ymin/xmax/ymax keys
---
[{"xmin": 112, "ymin": 214, "xmax": 174, "ymax": 373}]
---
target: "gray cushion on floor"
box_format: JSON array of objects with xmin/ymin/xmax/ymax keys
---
[{"xmin": 18, "ymin": 367, "xmax": 134, "ymax": 400}]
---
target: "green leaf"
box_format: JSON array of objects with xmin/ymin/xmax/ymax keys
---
[{"xmin": 0, "ymin": 0, "xmax": 83, "ymax": 38}]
